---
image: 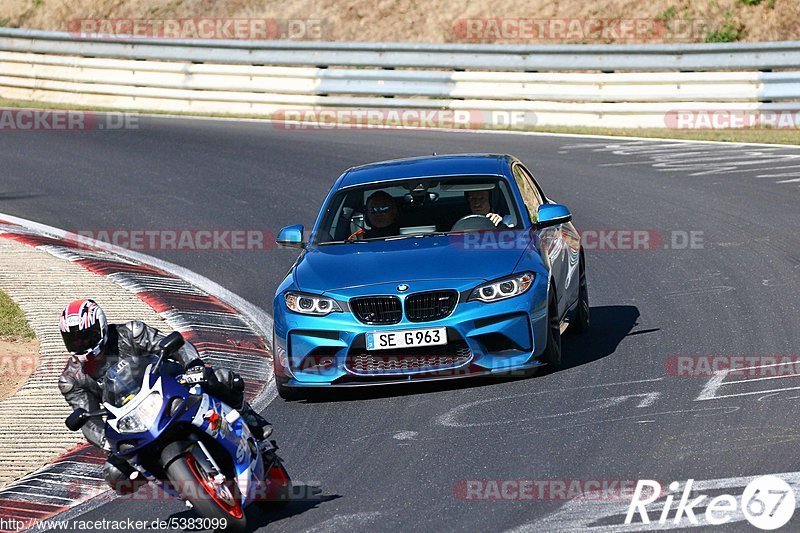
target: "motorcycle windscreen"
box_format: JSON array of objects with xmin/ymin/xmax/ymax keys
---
[{"xmin": 103, "ymin": 355, "xmax": 158, "ymax": 407}]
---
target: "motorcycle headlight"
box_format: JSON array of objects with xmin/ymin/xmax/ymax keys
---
[
  {"xmin": 285, "ymin": 292, "xmax": 342, "ymax": 316},
  {"xmin": 468, "ymin": 272, "xmax": 535, "ymax": 303},
  {"xmin": 117, "ymin": 392, "xmax": 162, "ymax": 433}
]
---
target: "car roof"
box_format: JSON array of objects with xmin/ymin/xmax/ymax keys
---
[{"xmin": 338, "ymin": 154, "xmax": 513, "ymax": 188}]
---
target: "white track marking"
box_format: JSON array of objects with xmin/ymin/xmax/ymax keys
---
[
  {"xmin": 695, "ymin": 370, "xmax": 731, "ymax": 401},
  {"xmin": 722, "ymin": 372, "xmax": 800, "ymax": 385},
  {"xmin": 696, "ymin": 361, "xmax": 800, "ymax": 401},
  {"xmin": 506, "ymin": 471, "xmax": 800, "ymax": 532},
  {"xmin": 700, "ymin": 384, "xmax": 800, "ymax": 401},
  {"xmin": 560, "ymin": 141, "xmax": 800, "ymax": 184}
]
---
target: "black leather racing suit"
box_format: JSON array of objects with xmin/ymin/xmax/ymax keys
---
[{"xmin": 58, "ymin": 321, "xmax": 269, "ymax": 493}]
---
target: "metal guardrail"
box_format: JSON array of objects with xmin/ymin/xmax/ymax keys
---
[
  {"xmin": 3, "ymin": 51, "xmax": 798, "ymax": 103},
  {"xmin": 2, "ymin": 28, "xmax": 800, "ymax": 71},
  {"xmin": 0, "ymin": 28, "xmax": 799, "ymax": 129}
]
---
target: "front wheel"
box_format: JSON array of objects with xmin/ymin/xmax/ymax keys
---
[
  {"xmin": 540, "ymin": 285, "xmax": 563, "ymax": 370},
  {"xmin": 569, "ymin": 252, "xmax": 590, "ymax": 335},
  {"xmin": 165, "ymin": 450, "xmax": 247, "ymax": 533}
]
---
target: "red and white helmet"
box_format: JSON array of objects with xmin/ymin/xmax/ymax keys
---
[{"xmin": 59, "ymin": 299, "xmax": 108, "ymax": 360}]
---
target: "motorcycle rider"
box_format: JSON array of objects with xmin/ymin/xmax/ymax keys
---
[{"xmin": 57, "ymin": 299, "xmax": 271, "ymax": 495}]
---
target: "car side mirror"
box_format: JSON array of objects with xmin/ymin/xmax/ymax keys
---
[
  {"xmin": 65, "ymin": 408, "xmax": 89, "ymax": 431},
  {"xmin": 536, "ymin": 204, "xmax": 572, "ymax": 229},
  {"xmin": 158, "ymin": 331, "xmax": 185, "ymax": 355},
  {"xmin": 276, "ymin": 224, "xmax": 305, "ymax": 249}
]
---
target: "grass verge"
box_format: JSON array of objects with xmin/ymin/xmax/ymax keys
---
[{"xmin": 0, "ymin": 289, "xmax": 35, "ymax": 340}]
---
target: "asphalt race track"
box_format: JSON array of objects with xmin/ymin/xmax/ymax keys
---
[{"xmin": 3, "ymin": 116, "xmax": 800, "ymax": 531}]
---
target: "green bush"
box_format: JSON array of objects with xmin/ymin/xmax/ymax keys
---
[{"xmin": 705, "ymin": 13, "xmax": 745, "ymax": 43}]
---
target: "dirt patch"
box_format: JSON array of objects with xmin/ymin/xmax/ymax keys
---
[
  {"xmin": 2, "ymin": 0, "xmax": 799, "ymax": 43},
  {"xmin": 0, "ymin": 337, "xmax": 40, "ymax": 401}
]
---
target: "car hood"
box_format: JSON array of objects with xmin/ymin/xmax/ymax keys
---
[{"xmin": 294, "ymin": 235, "xmax": 530, "ymax": 292}]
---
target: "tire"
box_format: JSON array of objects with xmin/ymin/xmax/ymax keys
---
[
  {"xmin": 276, "ymin": 376, "xmax": 305, "ymax": 401},
  {"xmin": 569, "ymin": 252, "xmax": 590, "ymax": 335},
  {"xmin": 165, "ymin": 450, "xmax": 247, "ymax": 533},
  {"xmin": 540, "ymin": 285, "xmax": 563, "ymax": 370}
]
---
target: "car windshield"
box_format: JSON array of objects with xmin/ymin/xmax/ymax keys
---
[
  {"xmin": 313, "ymin": 176, "xmax": 521, "ymax": 245},
  {"xmin": 103, "ymin": 355, "xmax": 157, "ymax": 408}
]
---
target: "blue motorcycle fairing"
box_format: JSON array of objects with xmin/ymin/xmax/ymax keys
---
[{"xmin": 103, "ymin": 362, "xmax": 268, "ymax": 508}]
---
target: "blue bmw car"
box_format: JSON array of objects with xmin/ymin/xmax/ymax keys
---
[{"xmin": 272, "ymin": 154, "xmax": 589, "ymax": 400}]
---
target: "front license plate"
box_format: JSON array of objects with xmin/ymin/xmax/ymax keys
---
[{"xmin": 366, "ymin": 327, "xmax": 447, "ymax": 351}]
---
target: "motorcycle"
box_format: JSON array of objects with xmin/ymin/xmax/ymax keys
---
[{"xmin": 65, "ymin": 332, "xmax": 290, "ymax": 532}]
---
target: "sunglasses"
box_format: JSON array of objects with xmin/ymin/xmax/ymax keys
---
[{"xmin": 369, "ymin": 206, "xmax": 392, "ymax": 214}]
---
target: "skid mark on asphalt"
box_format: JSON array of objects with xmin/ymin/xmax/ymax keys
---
[
  {"xmin": 506, "ymin": 471, "xmax": 800, "ymax": 532},
  {"xmin": 662, "ymin": 286, "xmax": 735, "ymax": 298},
  {"xmin": 436, "ymin": 378, "xmax": 664, "ymax": 428},
  {"xmin": 560, "ymin": 141, "xmax": 800, "ymax": 185},
  {"xmin": 439, "ymin": 393, "xmax": 662, "ymax": 428},
  {"xmin": 300, "ymin": 511, "xmax": 383, "ymax": 533},
  {"xmin": 497, "ymin": 407, "xmax": 740, "ymax": 441},
  {"xmin": 657, "ymin": 427, "xmax": 800, "ymax": 457},
  {"xmin": 434, "ymin": 376, "xmax": 746, "ymax": 441}
]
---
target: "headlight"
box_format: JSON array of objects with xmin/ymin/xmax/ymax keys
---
[
  {"xmin": 117, "ymin": 392, "xmax": 162, "ymax": 433},
  {"xmin": 468, "ymin": 272, "xmax": 535, "ymax": 303},
  {"xmin": 285, "ymin": 292, "xmax": 342, "ymax": 316}
]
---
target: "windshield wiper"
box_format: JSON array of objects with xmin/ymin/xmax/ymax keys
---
[
  {"xmin": 385, "ymin": 232, "xmax": 449, "ymax": 241},
  {"xmin": 320, "ymin": 232, "xmax": 449, "ymax": 245}
]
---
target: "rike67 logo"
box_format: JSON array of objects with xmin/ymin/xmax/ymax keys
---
[{"xmin": 626, "ymin": 476, "xmax": 796, "ymax": 530}]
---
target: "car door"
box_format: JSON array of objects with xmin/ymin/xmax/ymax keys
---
[{"xmin": 512, "ymin": 163, "xmax": 571, "ymax": 318}]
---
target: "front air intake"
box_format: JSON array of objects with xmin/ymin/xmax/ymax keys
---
[{"xmin": 350, "ymin": 296, "xmax": 402, "ymax": 325}]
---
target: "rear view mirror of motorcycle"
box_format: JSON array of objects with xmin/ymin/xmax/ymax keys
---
[
  {"xmin": 159, "ymin": 331, "xmax": 185, "ymax": 356},
  {"xmin": 65, "ymin": 407, "xmax": 108, "ymax": 431},
  {"xmin": 152, "ymin": 331, "xmax": 185, "ymax": 375},
  {"xmin": 65, "ymin": 409, "xmax": 88, "ymax": 431}
]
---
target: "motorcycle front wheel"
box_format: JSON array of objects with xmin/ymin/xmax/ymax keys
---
[{"xmin": 166, "ymin": 448, "xmax": 247, "ymax": 533}]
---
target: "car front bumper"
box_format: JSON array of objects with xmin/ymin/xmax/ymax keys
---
[{"xmin": 272, "ymin": 276, "xmax": 549, "ymax": 388}]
